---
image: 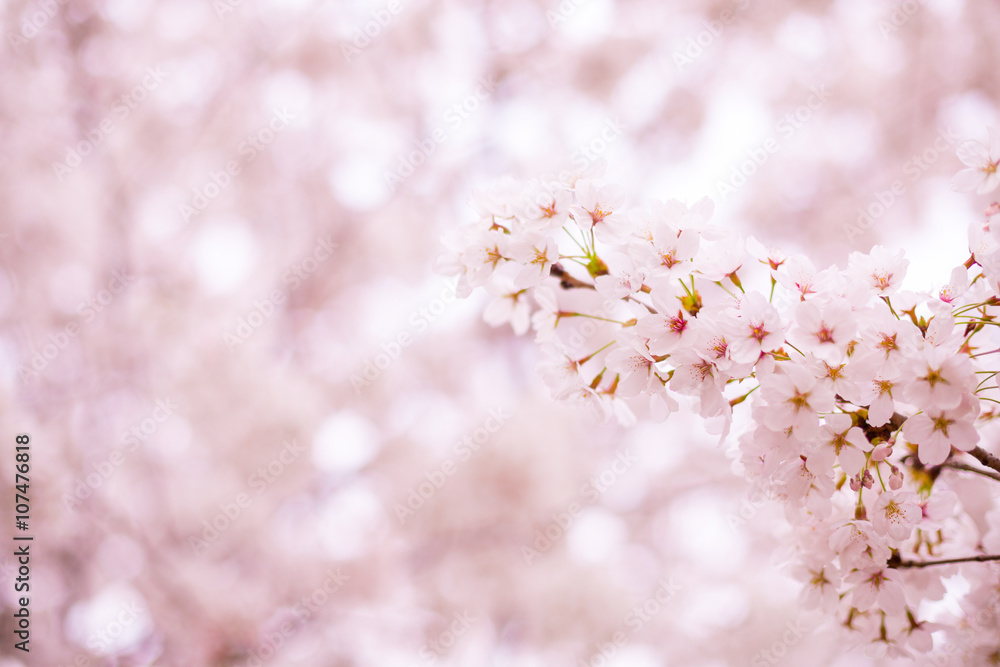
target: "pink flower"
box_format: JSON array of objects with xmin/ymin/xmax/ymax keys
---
[
  {"xmin": 639, "ymin": 224, "xmax": 700, "ymax": 278},
  {"xmin": 605, "ymin": 337, "xmax": 661, "ymax": 398},
  {"xmin": 792, "ymin": 562, "xmax": 840, "ymax": 611},
  {"xmin": 938, "ymin": 266, "xmax": 970, "ymax": 303},
  {"xmin": 902, "ymin": 397, "xmax": 980, "ymax": 466},
  {"xmin": 787, "ymin": 298, "xmax": 856, "ymax": 363},
  {"xmin": 854, "ymin": 302, "xmax": 921, "ymax": 375},
  {"xmin": 871, "ymin": 442, "xmax": 892, "ymax": 461},
  {"xmin": 746, "ymin": 236, "xmax": 787, "ymax": 274},
  {"xmin": 774, "ymin": 453, "xmax": 835, "ymax": 510},
  {"xmin": 760, "ymin": 364, "xmax": 834, "ymax": 441},
  {"xmin": 521, "ymin": 180, "xmax": 573, "ymax": 230},
  {"xmin": 919, "ymin": 489, "xmax": 958, "ymax": 529},
  {"xmin": 871, "ymin": 490, "xmax": 921, "ymax": 542},
  {"xmin": 635, "ymin": 196, "xmax": 717, "ymax": 236},
  {"xmin": 537, "ymin": 348, "xmax": 587, "ymax": 400},
  {"xmin": 635, "ymin": 286, "xmax": 692, "ymax": 355},
  {"xmin": 775, "ymin": 255, "xmax": 833, "ymax": 301},
  {"xmin": 952, "ymin": 127, "xmax": 1000, "ymax": 194},
  {"xmin": 852, "ymin": 364, "xmax": 901, "ymax": 428},
  {"xmin": 530, "ymin": 286, "xmax": 560, "ymax": 341},
  {"xmin": 846, "ymin": 245, "xmax": 909, "ymax": 296},
  {"xmin": 459, "ymin": 228, "xmax": 511, "ymax": 290},
  {"xmin": 689, "ymin": 315, "xmax": 750, "ymax": 376},
  {"xmin": 569, "ymin": 181, "xmax": 626, "ymax": 243},
  {"xmin": 726, "ymin": 292, "xmax": 787, "ymax": 364},
  {"xmin": 903, "ymin": 346, "xmax": 973, "ymax": 411},
  {"xmin": 483, "ymin": 280, "xmax": 531, "ymax": 334},
  {"xmin": 818, "ymin": 413, "xmax": 871, "ymax": 477},
  {"xmin": 509, "ymin": 233, "xmax": 560, "ymax": 289},
  {"xmin": 594, "ymin": 252, "xmax": 646, "ymax": 300},
  {"xmin": 694, "ymin": 234, "xmax": 745, "ymax": 282},
  {"xmin": 669, "ymin": 347, "xmax": 729, "ymax": 419},
  {"xmin": 829, "ymin": 520, "xmax": 890, "ymax": 570},
  {"xmin": 848, "ymin": 567, "xmax": 907, "ymax": 616}
]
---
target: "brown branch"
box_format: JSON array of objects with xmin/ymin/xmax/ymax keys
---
[
  {"xmin": 969, "ymin": 446, "xmax": 1000, "ymax": 476},
  {"xmin": 549, "ymin": 263, "xmax": 594, "ymax": 290},
  {"xmin": 889, "ymin": 553, "xmax": 1000, "ymax": 569},
  {"xmin": 941, "ymin": 461, "xmax": 1000, "ymax": 483},
  {"xmin": 548, "ymin": 263, "xmax": 658, "ymax": 315}
]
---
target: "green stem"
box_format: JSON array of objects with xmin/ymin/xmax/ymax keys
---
[
  {"xmin": 560, "ymin": 312, "xmax": 631, "ymax": 325},
  {"xmin": 728, "ymin": 384, "xmax": 759, "ymax": 408},
  {"xmin": 784, "ymin": 341, "xmax": 806, "ymax": 357},
  {"xmin": 562, "ymin": 226, "xmax": 588, "ymax": 255},
  {"xmin": 881, "ymin": 296, "xmax": 899, "ymax": 319},
  {"xmin": 578, "ymin": 340, "xmax": 616, "ymax": 365}
]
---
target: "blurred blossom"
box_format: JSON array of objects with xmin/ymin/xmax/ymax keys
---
[{"xmin": 3, "ymin": 0, "xmax": 999, "ymax": 665}]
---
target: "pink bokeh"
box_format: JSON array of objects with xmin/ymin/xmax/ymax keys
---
[{"xmin": 1, "ymin": 0, "xmax": 998, "ymax": 665}]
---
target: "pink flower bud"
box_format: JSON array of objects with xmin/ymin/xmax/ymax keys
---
[{"xmin": 871, "ymin": 443, "xmax": 892, "ymax": 461}]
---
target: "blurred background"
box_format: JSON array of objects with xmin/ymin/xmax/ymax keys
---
[{"xmin": 0, "ymin": 0, "xmax": 997, "ymax": 665}]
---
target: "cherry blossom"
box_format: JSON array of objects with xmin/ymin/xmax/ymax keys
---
[
  {"xmin": 605, "ymin": 335, "xmax": 662, "ymax": 398},
  {"xmin": 483, "ymin": 280, "xmax": 532, "ymax": 335},
  {"xmin": 456, "ymin": 227, "xmax": 512, "ymax": 292},
  {"xmin": 829, "ymin": 520, "xmax": 890, "ymax": 571},
  {"xmin": 531, "ymin": 285, "xmax": 561, "ymax": 341},
  {"xmin": 870, "ymin": 490, "xmax": 921, "ymax": 542},
  {"xmin": 747, "ymin": 236, "xmax": 788, "ymax": 276},
  {"xmin": 939, "ymin": 266, "xmax": 971, "ymax": 303},
  {"xmin": 537, "ymin": 344, "xmax": 595, "ymax": 401},
  {"xmin": 521, "ymin": 180, "xmax": 573, "ymax": 230},
  {"xmin": 694, "ymin": 233, "xmax": 746, "ymax": 282},
  {"xmin": 760, "ymin": 364, "xmax": 835, "ymax": 441},
  {"xmin": 792, "ymin": 561, "xmax": 841, "ymax": 611},
  {"xmin": 669, "ymin": 346, "xmax": 729, "ymax": 419},
  {"xmin": 787, "ymin": 298, "xmax": 856, "ymax": 362},
  {"xmin": 776, "ymin": 255, "xmax": 829, "ymax": 301},
  {"xmin": 594, "ymin": 252, "xmax": 646, "ymax": 300},
  {"xmin": 952, "ymin": 126, "xmax": 1000, "ymax": 194},
  {"xmin": 847, "ymin": 567, "xmax": 907, "ymax": 616},
  {"xmin": 568, "ymin": 181, "xmax": 627, "ymax": 243},
  {"xmin": 23, "ymin": 2, "xmax": 1000, "ymax": 663},
  {"xmin": 509, "ymin": 232, "xmax": 560, "ymax": 288},
  {"xmin": 851, "ymin": 363, "xmax": 901, "ymax": 428},
  {"xmin": 817, "ymin": 413, "xmax": 871, "ymax": 477},
  {"xmin": 853, "ymin": 303, "xmax": 921, "ymax": 375},
  {"xmin": 442, "ymin": 130, "xmax": 1000, "ymax": 661},
  {"xmin": 847, "ymin": 246, "xmax": 909, "ymax": 296},
  {"xmin": 634, "ymin": 220, "xmax": 700, "ymax": 278},
  {"xmin": 901, "ymin": 397, "xmax": 980, "ymax": 466},
  {"xmin": 726, "ymin": 292, "xmax": 787, "ymax": 363},
  {"xmin": 902, "ymin": 346, "xmax": 974, "ymax": 411},
  {"xmin": 635, "ymin": 285, "xmax": 694, "ymax": 355}
]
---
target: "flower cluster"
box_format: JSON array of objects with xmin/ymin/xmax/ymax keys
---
[{"xmin": 440, "ymin": 130, "xmax": 1000, "ymax": 659}]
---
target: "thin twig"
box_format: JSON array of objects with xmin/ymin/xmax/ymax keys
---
[
  {"xmin": 890, "ymin": 553, "xmax": 1000, "ymax": 569},
  {"xmin": 940, "ymin": 461, "xmax": 1000, "ymax": 483}
]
